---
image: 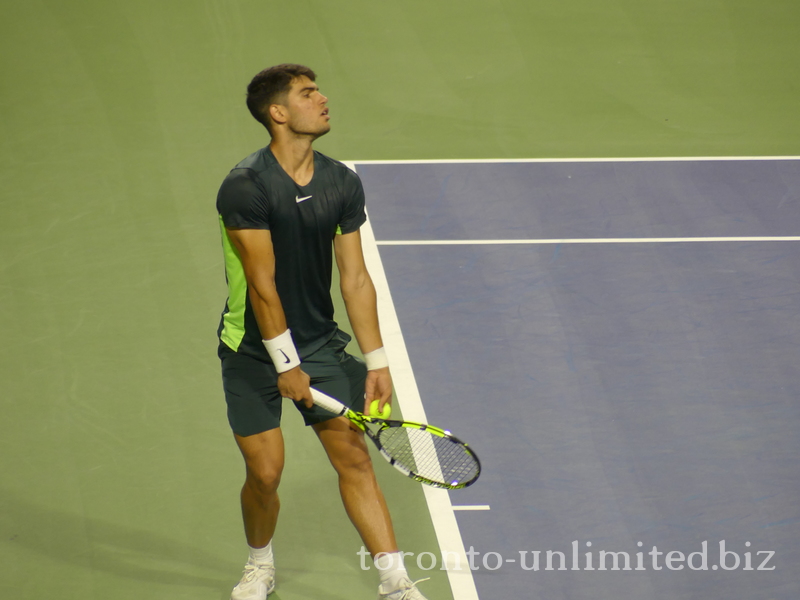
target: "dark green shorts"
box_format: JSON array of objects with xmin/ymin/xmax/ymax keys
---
[{"xmin": 218, "ymin": 330, "xmax": 367, "ymax": 437}]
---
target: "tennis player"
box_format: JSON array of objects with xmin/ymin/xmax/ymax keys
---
[{"xmin": 216, "ymin": 64, "xmax": 429, "ymax": 600}]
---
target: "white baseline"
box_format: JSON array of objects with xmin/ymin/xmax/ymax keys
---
[
  {"xmin": 351, "ymin": 155, "xmax": 799, "ymax": 165},
  {"xmin": 377, "ymin": 237, "xmax": 800, "ymax": 246}
]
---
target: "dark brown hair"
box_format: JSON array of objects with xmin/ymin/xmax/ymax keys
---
[{"xmin": 246, "ymin": 64, "xmax": 317, "ymax": 133}]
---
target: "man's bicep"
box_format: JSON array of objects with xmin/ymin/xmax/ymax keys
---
[
  {"xmin": 226, "ymin": 228, "xmax": 277, "ymax": 282},
  {"xmin": 334, "ymin": 229, "xmax": 368, "ymax": 283}
]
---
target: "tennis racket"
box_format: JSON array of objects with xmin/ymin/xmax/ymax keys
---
[{"xmin": 311, "ymin": 388, "xmax": 481, "ymax": 490}]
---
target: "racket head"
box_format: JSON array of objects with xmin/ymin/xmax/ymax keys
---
[
  {"xmin": 371, "ymin": 420, "xmax": 481, "ymax": 489},
  {"xmin": 310, "ymin": 388, "xmax": 481, "ymax": 489}
]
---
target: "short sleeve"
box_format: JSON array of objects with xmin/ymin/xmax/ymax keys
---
[
  {"xmin": 338, "ymin": 170, "xmax": 367, "ymax": 235},
  {"xmin": 216, "ymin": 168, "xmax": 271, "ymax": 229}
]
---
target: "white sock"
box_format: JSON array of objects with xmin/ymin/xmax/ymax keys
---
[
  {"xmin": 374, "ymin": 551, "xmax": 409, "ymax": 592},
  {"xmin": 249, "ymin": 541, "xmax": 274, "ymax": 565}
]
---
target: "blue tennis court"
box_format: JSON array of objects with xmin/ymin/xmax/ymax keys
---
[{"xmin": 356, "ymin": 158, "xmax": 800, "ymax": 600}]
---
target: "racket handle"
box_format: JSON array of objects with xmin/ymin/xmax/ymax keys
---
[{"xmin": 310, "ymin": 388, "xmax": 350, "ymax": 416}]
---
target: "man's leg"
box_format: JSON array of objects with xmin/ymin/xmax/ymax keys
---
[
  {"xmin": 312, "ymin": 417, "xmax": 397, "ymax": 555},
  {"xmin": 228, "ymin": 428, "xmax": 284, "ymax": 600},
  {"xmin": 234, "ymin": 427, "xmax": 285, "ymax": 548},
  {"xmin": 301, "ymin": 333, "xmax": 429, "ymax": 597},
  {"xmin": 313, "ymin": 418, "xmax": 429, "ymax": 599}
]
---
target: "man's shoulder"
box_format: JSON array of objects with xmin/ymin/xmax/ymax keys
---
[
  {"xmin": 314, "ymin": 151, "xmax": 356, "ymax": 175},
  {"xmin": 231, "ymin": 146, "xmax": 277, "ymax": 175},
  {"xmin": 314, "ymin": 151, "xmax": 361, "ymax": 186},
  {"xmin": 219, "ymin": 147, "xmax": 283, "ymax": 197},
  {"xmin": 217, "ymin": 148, "xmax": 275, "ymax": 211}
]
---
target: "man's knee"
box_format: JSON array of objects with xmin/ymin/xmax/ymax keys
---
[
  {"xmin": 332, "ymin": 443, "xmax": 375, "ymax": 479},
  {"xmin": 236, "ymin": 427, "xmax": 285, "ymax": 501},
  {"xmin": 245, "ymin": 463, "xmax": 283, "ymax": 499}
]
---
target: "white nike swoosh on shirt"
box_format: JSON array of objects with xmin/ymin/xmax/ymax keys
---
[{"xmin": 296, "ymin": 195, "xmax": 312, "ymax": 203}]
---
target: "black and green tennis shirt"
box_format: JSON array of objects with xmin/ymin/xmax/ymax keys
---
[{"xmin": 216, "ymin": 145, "xmax": 366, "ymax": 362}]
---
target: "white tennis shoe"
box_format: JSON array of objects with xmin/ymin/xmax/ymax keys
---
[
  {"xmin": 378, "ymin": 577, "xmax": 430, "ymax": 600},
  {"xmin": 231, "ymin": 560, "xmax": 276, "ymax": 600}
]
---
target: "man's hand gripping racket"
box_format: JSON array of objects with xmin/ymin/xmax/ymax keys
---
[{"xmin": 310, "ymin": 388, "xmax": 481, "ymax": 489}]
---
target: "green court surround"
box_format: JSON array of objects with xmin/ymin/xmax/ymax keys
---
[{"xmin": 1, "ymin": 1, "xmax": 798, "ymax": 598}]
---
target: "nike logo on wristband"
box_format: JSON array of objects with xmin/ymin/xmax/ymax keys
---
[
  {"xmin": 278, "ymin": 350, "xmax": 291, "ymax": 363},
  {"xmin": 296, "ymin": 195, "xmax": 312, "ymax": 203}
]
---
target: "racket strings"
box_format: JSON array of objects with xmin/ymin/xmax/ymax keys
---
[{"xmin": 377, "ymin": 426, "xmax": 479, "ymax": 486}]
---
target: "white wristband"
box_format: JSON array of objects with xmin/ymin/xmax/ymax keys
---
[
  {"xmin": 262, "ymin": 329, "xmax": 301, "ymax": 373},
  {"xmin": 364, "ymin": 347, "xmax": 389, "ymax": 370}
]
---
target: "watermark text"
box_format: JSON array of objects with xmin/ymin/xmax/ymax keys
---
[{"xmin": 358, "ymin": 541, "xmax": 776, "ymax": 572}]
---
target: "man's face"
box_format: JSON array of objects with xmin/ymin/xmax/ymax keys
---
[{"xmin": 279, "ymin": 75, "xmax": 330, "ymax": 138}]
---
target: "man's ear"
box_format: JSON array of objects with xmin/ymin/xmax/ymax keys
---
[{"xmin": 269, "ymin": 103, "xmax": 287, "ymax": 127}]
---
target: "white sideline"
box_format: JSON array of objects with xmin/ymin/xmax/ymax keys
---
[{"xmin": 345, "ymin": 161, "xmax": 480, "ymax": 600}]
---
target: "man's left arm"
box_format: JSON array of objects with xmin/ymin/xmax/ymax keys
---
[{"xmin": 333, "ymin": 229, "xmax": 392, "ymax": 412}]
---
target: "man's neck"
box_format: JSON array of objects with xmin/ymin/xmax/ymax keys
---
[{"xmin": 269, "ymin": 136, "xmax": 315, "ymax": 186}]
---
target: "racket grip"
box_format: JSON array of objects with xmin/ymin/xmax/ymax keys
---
[{"xmin": 310, "ymin": 388, "xmax": 350, "ymax": 416}]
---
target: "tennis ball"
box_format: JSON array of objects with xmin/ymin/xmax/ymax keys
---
[{"xmin": 369, "ymin": 399, "xmax": 392, "ymax": 419}]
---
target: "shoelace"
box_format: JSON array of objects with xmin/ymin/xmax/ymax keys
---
[
  {"xmin": 392, "ymin": 578, "xmax": 431, "ymax": 599},
  {"xmin": 240, "ymin": 562, "xmax": 274, "ymax": 583}
]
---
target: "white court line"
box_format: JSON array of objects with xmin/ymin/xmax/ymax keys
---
[
  {"xmin": 377, "ymin": 237, "xmax": 800, "ymax": 246},
  {"xmin": 452, "ymin": 505, "xmax": 491, "ymax": 511},
  {"xmin": 344, "ymin": 162, "xmax": 480, "ymax": 600},
  {"xmin": 351, "ymin": 155, "xmax": 800, "ymax": 165}
]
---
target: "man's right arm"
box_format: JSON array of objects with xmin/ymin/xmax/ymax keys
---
[{"xmin": 225, "ymin": 227, "xmax": 313, "ymax": 407}]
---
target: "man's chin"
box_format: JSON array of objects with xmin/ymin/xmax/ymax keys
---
[
  {"xmin": 307, "ymin": 128, "xmax": 330, "ymax": 143},
  {"xmin": 290, "ymin": 123, "xmax": 331, "ymax": 141}
]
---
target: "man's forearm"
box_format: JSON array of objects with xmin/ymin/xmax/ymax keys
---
[
  {"xmin": 342, "ymin": 275, "xmax": 383, "ymax": 355},
  {"xmin": 249, "ymin": 281, "xmax": 290, "ymax": 341}
]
